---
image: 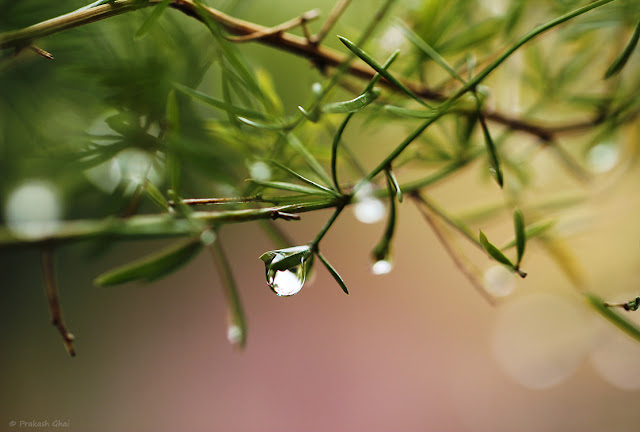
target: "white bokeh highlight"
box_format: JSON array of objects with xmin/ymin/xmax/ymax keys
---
[{"xmin": 5, "ymin": 180, "xmax": 63, "ymax": 239}]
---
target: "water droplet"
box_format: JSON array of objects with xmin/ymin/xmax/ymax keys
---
[
  {"xmin": 248, "ymin": 161, "xmax": 271, "ymax": 181},
  {"xmin": 311, "ymin": 82, "xmax": 323, "ymax": 96},
  {"xmin": 372, "ymin": 259, "xmax": 393, "ymax": 275},
  {"xmin": 353, "ymin": 183, "xmax": 385, "ymax": 224},
  {"xmin": 491, "ymin": 293, "xmax": 592, "ymax": 389},
  {"xmin": 483, "ymin": 265, "xmax": 515, "ymax": 297},
  {"xmin": 262, "ymin": 246, "xmax": 312, "ymax": 297},
  {"xmin": 5, "ymin": 180, "xmax": 62, "ymax": 239},
  {"xmin": 199, "ymin": 229, "xmax": 217, "ymax": 246},
  {"xmin": 587, "ymin": 142, "xmax": 619, "ymax": 173},
  {"xmin": 227, "ymin": 324, "xmax": 243, "ymax": 346}
]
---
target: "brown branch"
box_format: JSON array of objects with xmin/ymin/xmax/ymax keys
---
[{"xmin": 40, "ymin": 246, "xmax": 76, "ymax": 357}]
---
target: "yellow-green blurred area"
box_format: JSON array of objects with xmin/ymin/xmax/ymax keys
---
[{"xmin": 2, "ymin": 0, "xmax": 640, "ymax": 431}]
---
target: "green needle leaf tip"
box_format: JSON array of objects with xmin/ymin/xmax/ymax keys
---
[
  {"xmin": 479, "ymin": 230, "xmax": 514, "ymax": 268},
  {"xmin": 513, "ymin": 208, "xmax": 526, "ymax": 267}
]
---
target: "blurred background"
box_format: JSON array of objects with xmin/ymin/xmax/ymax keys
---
[{"xmin": 2, "ymin": 0, "xmax": 640, "ymax": 431}]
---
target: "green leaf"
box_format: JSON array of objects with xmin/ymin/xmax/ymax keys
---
[
  {"xmin": 513, "ymin": 208, "xmax": 526, "ymax": 266},
  {"xmin": 316, "ymin": 251, "xmax": 349, "ymax": 295},
  {"xmin": 166, "ymin": 89, "xmax": 180, "ymax": 133},
  {"xmin": 135, "ymin": 0, "xmax": 171, "ymax": 39},
  {"xmin": 439, "ymin": 17, "xmax": 504, "ymax": 54},
  {"xmin": 395, "ymin": 20, "xmax": 466, "ymax": 84},
  {"xmin": 286, "ymin": 134, "xmax": 333, "ymax": 187},
  {"xmin": 175, "ymin": 83, "xmax": 266, "ymax": 119},
  {"xmin": 237, "ymin": 117, "xmax": 287, "ymax": 130},
  {"xmin": 384, "ymin": 104, "xmax": 437, "ymax": 118},
  {"xmin": 211, "ymin": 239, "xmax": 247, "ymax": 349},
  {"xmin": 246, "ymin": 179, "xmax": 331, "ymax": 196},
  {"xmin": 95, "ymin": 238, "xmax": 204, "ymax": 286},
  {"xmin": 385, "ymin": 167, "xmax": 403, "ymax": 203},
  {"xmin": 338, "ymin": 35, "xmax": 430, "ymax": 108},
  {"xmin": 269, "ymin": 160, "xmax": 339, "ymax": 196},
  {"xmin": 321, "ymin": 89, "xmax": 381, "ymax": 114},
  {"xmin": 604, "ymin": 18, "xmax": 640, "ymax": 79},
  {"xmin": 298, "ymin": 106, "xmax": 320, "ymax": 122},
  {"xmin": 503, "ymin": 0, "xmax": 525, "ymax": 37},
  {"xmin": 501, "ymin": 219, "xmax": 556, "ymax": 249},
  {"xmin": 478, "ymin": 114, "xmax": 503, "ymax": 187},
  {"xmin": 586, "ymin": 293, "xmax": 640, "ymax": 343},
  {"xmin": 144, "ymin": 180, "xmax": 169, "ymax": 211},
  {"xmin": 479, "ymin": 230, "xmax": 514, "ymax": 268}
]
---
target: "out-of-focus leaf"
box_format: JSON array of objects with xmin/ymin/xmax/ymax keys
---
[
  {"xmin": 501, "ymin": 219, "xmax": 556, "ymax": 249},
  {"xmin": 95, "ymin": 238, "xmax": 203, "ymax": 286},
  {"xmin": 384, "ymin": 104, "xmax": 437, "ymax": 118},
  {"xmin": 321, "ymin": 89, "xmax": 381, "ymax": 114},
  {"xmin": 395, "ymin": 20, "xmax": 466, "ymax": 84},
  {"xmin": 135, "ymin": 0, "xmax": 171, "ymax": 39},
  {"xmin": 175, "ymin": 83, "xmax": 265, "ymax": 119},
  {"xmin": 286, "ymin": 134, "xmax": 333, "ymax": 187},
  {"xmin": 503, "ymin": 0, "xmax": 525, "ymax": 37},
  {"xmin": 604, "ymin": 18, "xmax": 640, "ymax": 79},
  {"xmin": 439, "ymin": 17, "xmax": 504, "ymax": 54},
  {"xmin": 246, "ymin": 179, "xmax": 332, "ymax": 196}
]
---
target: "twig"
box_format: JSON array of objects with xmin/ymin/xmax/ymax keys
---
[
  {"xmin": 410, "ymin": 193, "xmax": 496, "ymax": 305},
  {"xmin": 40, "ymin": 246, "xmax": 76, "ymax": 356},
  {"xmin": 226, "ymin": 9, "xmax": 321, "ymax": 43},
  {"xmin": 311, "ymin": 0, "xmax": 353, "ymax": 45}
]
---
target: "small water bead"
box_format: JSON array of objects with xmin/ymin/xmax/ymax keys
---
[
  {"xmin": 483, "ymin": 265, "xmax": 516, "ymax": 297},
  {"xmin": 353, "ymin": 183, "xmax": 385, "ymax": 224},
  {"xmin": 587, "ymin": 142, "xmax": 619, "ymax": 173},
  {"xmin": 227, "ymin": 324, "xmax": 244, "ymax": 346},
  {"xmin": 372, "ymin": 259, "xmax": 393, "ymax": 275},
  {"xmin": 248, "ymin": 161, "xmax": 271, "ymax": 181},
  {"xmin": 5, "ymin": 180, "xmax": 62, "ymax": 239}
]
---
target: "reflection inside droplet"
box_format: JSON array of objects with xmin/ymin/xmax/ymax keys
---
[
  {"xmin": 483, "ymin": 265, "xmax": 515, "ymax": 297},
  {"xmin": 353, "ymin": 183, "xmax": 385, "ymax": 224},
  {"xmin": 492, "ymin": 293, "xmax": 593, "ymax": 389},
  {"xmin": 227, "ymin": 324, "xmax": 243, "ymax": 345},
  {"xmin": 5, "ymin": 180, "xmax": 62, "ymax": 239},
  {"xmin": 270, "ymin": 269, "xmax": 304, "ymax": 296},
  {"xmin": 587, "ymin": 142, "xmax": 619, "ymax": 173},
  {"xmin": 372, "ymin": 260, "xmax": 393, "ymax": 275}
]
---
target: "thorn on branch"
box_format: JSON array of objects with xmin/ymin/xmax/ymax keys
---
[{"xmin": 41, "ymin": 246, "xmax": 76, "ymax": 357}]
